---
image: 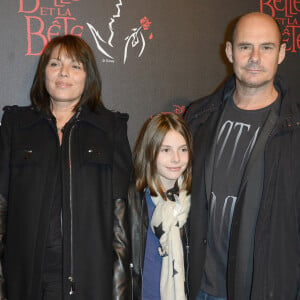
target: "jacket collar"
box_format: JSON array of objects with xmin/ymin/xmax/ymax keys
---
[
  {"xmin": 187, "ymin": 75, "xmax": 235, "ymax": 123},
  {"xmin": 191, "ymin": 74, "xmax": 300, "ymax": 131},
  {"xmin": 272, "ymin": 75, "xmax": 300, "ymax": 132},
  {"xmin": 76, "ymin": 105, "xmax": 114, "ymax": 133},
  {"xmin": 18, "ymin": 106, "xmax": 46, "ymax": 128},
  {"xmin": 19, "ymin": 105, "xmax": 113, "ymax": 134}
]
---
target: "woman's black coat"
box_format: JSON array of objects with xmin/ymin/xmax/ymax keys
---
[{"xmin": 0, "ymin": 105, "xmax": 132, "ymax": 300}]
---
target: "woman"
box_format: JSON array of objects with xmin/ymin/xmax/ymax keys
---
[
  {"xmin": 128, "ymin": 113, "xmax": 193, "ymax": 300},
  {"xmin": 0, "ymin": 35, "xmax": 132, "ymax": 300}
]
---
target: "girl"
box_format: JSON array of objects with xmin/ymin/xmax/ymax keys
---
[{"xmin": 128, "ymin": 113, "xmax": 193, "ymax": 300}]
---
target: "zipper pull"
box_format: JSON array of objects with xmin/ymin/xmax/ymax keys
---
[
  {"xmin": 24, "ymin": 150, "xmax": 33, "ymax": 160},
  {"xmin": 186, "ymin": 244, "xmax": 190, "ymax": 253},
  {"xmin": 68, "ymin": 276, "xmax": 75, "ymax": 295}
]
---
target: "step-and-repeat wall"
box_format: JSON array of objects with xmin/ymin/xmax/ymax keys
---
[{"xmin": 1, "ymin": 0, "xmax": 299, "ymax": 146}]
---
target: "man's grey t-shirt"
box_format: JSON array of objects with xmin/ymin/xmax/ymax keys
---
[{"xmin": 201, "ymin": 96, "xmax": 274, "ymax": 298}]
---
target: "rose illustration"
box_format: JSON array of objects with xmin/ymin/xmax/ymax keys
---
[{"xmin": 140, "ymin": 16, "xmax": 152, "ymax": 30}]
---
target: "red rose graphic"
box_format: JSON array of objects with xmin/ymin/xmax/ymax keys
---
[{"xmin": 140, "ymin": 16, "xmax": 152, "ymax": 30}]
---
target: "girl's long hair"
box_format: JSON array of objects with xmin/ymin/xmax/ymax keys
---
[{"xmin": 133, "ymin": 113, "xmax": 193, "ymax": 199}]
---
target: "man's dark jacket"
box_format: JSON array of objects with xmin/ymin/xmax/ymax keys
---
[
  {"xmin": 0, "ymin": 105, "xmax": 132, "ymax": 300},
  {"xmin": 185, "ymin": 75, "xmax": 300, "ymax": 300}
]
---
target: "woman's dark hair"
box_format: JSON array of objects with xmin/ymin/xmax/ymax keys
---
[
  {"xmin": 133, "ymin": 113, "xmax": 193, "ymax": 200},
  {"xmin": 30, "ymin": 34, "xmax": 103, "ymax": 112}
]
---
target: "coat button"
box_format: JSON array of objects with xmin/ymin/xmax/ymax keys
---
[
  {"xmin": 88, "ymin": 149, "xmax": 101, "ymax": 155},
  {"xmin": 203, "ymin": 238, "xmax": 207, "ymax": 245},
  {"xmin": 268, "ymin": 291, "xmax": 273, "ymax": 299}
]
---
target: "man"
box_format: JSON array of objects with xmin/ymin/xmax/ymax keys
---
[{"xmin": 185, "ymin": 12, "xmax": 300, "ymax": 300}]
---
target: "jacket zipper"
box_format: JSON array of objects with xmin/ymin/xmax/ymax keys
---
[
  {"xmin": 129, "ymin": 262, "xmax": 134, "ymax": 300},
  {"xmin": 129, "ymin": 193, "xmax": 146, "ymax": 300},
  {"xmin": 68, "ymin": 122, "xmax": 77, "ymax": 295},
  {"xmin": 140, "ymin": 193, "xmax": 145, "ymax": 298},
  {"xmin": 184, "ymin": 224, "xmax": 190, "ymax": 296}
]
